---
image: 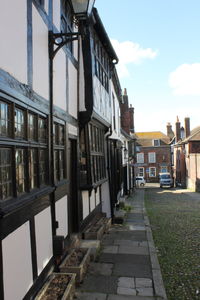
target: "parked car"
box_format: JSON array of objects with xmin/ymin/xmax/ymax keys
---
[
  {"xmin": 135, "ymin": 176, "xmax": 146, "ymax": 187},
  {"xmin": 159, "ymin": 172, "xmax": 173, "ymax": 188}
]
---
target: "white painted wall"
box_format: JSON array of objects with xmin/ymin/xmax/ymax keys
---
[
  {"xmin": 53, "ymin": 0, "xmax": 60, "ymax": 30},
  {"xmin": 68, "ymin": 60, "xmax": 78, "ymax": 118},
  {"xmin": 68, "ymin": 124, "xmax": 78, "ymax": 136},
  {"xmin": 96, "ymin": 187, "xmax": 100, "ymax": 206},
  {"xmin": 53, "ymin": 49, "xmax": 67, "ymax": 111},
  {"xmin": 32, "ymin": 5, "xmax": 49, "ymax": 99},
  {"xmin": 90, "ymin": 190, "xmax": 95, "ymax": 211},
  {"xmin": 56, "ymin": 196, "xmax": 68, "ymax": 237},
  {"xmin": 44, "ymin": 0, "xmax": 49, "ymax": 14},
  {"xmin": 35, "ymin": 207, "xmax": 53, "ymax": 275},
  {"xmin": 0, "ymin": 0, "xmax": 27, "ymax": 84},
  {"xmin": 101, "ymin": 181, "xmax": 111, "ymax": 217},
  {"xmin": 82, "ymin": 191, "xmax": 90, "ymax": 219},
  {"xmin": 2, "ymin": 222, "xmax": 33, "ymax": 300}
]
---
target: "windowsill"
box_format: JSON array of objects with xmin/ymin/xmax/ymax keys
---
[
  {"xmin": 80, "ymin": 178, "xmax": 108, "ymax": 191},
  {"xmin": 0, "ymin": 185, "xmax": 54, "ymax": 217}
]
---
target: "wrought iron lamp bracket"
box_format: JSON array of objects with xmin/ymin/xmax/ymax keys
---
[{"xmin": 49, "ymin": 31, "xmax": 80, "ymax": 59}]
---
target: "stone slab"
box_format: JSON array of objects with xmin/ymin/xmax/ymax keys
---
[
  {"xmin": 99, "ymin": 253, "xmax": 150, "ymax": 265},
  {"xmin": 102, "ymin": 245, "xmax": 119, "ymax": 254},
  {"xmin": 136, "ymin": 287, "xmax": 154, "ymax": 296},
  {"xmin": 113, "ymin": 263, "xmax": 152, "ymax": 278},
  {"xmin": 117, "ymin": 287, "xmax": 137, "ymax": 296},
  {"xmin": 88, "ymin": 262, "xmax": 113, "ymax": 276},
  {"xmin": 79, "ymin": 275, "xmax": 118, "ymax": 294},
  {"xmin": 118, "ymin": 277, "xmax": 135, "ymax": 288},
  {"xmin": 75, "ymin": 292, "xmax": 107, "ymax": 300},
  {"xmin": 118, "ymin": 246, "xmax": 149, "ymax": 255},
  {"xmin": 102, "ymin": 231, "xmax": 146, "ymax": 242},
  {"xmin": 135, "ymin": 278, "xmax": 152, "ymax": 288},
  {"xmin": 108, "ymin": 295, "xmax": 157, "ymax": 300}
]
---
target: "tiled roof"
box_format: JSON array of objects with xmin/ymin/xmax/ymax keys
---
[
  {"xmin": 179, "ymin": 126, "xmax": 200, "ymax": 143},
  {"xmin": 135, "ymin": 131, "xmax": 170, "ymax": 147}
]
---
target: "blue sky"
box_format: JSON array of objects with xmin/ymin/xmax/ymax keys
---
[{"xmin": 95, "ymin": 0, "xmax": 200, "ymax": 133}]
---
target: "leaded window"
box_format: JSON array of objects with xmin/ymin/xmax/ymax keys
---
[
  {"xmin": 0, "ymin": 148, "xmax": 12, "ymax": 200},
  {"xmin": 28, "ymin": 113, "xmax": 37, "ymax": 141},
  {"xmin": 16, "ymin": 149, "xmax": 26, "ymax": 195},
  {"xmin": 93, "ymin": 33, "xmax": 110, "ymax": 92},
  {"xmin": 38, "ymin": 117, "xmax": 47, "ymax": 143},
  {"xmin": 54, "ymin": 121, "xmax": 66, "ymax": 183},
  {"xmin": 0, "ymin": 101, "xmax": 11, "ymax": 137},
  {"xmin": 29, "ymin": 149, "xmax": 38, "ymax": 190},
  {"xmin": 39, "ymin": 149, "xmax": 47, "ymax": 185},
  {"xmin": 15, "ymin": 107, "xmax": 25, "ymax": 139}
]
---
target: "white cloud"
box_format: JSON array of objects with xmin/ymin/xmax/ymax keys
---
[
  {"xmin": 111, "ymin": 39, "xmax": 158, "ymax": 78},
  {"xmin": 169, "ymin": 63, "xmax": 200, "ymax": 96}
]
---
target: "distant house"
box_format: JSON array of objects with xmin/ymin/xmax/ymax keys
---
[
  {"xmin": 173, "ymin": 117, "xmax": 200, "ymax": 191},
  {"xmin": 135, "ymin": 132, "xmax": 171, "ymax": 182}
]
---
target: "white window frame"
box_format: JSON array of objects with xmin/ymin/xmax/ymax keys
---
[
  {"xmin": 148, "ymin": 152, "xmax": 156, "ymax": 163},
  {"xmin": 138, "ymin": 167, "xmax": 144, "ymax": 177},
  {"xmin": 153, "ymin": 139, "xmax": 160, "ymax": 146},
  {"xmin": 149, "ymin": 167, "xmax": 156, "ymax": 177},
  {"xmin": 137, "ymin": 153, "xmax": 144, "ymax": 163},
  {"xmin": 160, "ymin": 166, "xmax": 167, "ymax": 173}
]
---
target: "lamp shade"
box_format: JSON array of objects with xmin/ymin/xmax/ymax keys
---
[{"xmin": 71, "ymin": 0, "xmax": 95, "ymax": 18}]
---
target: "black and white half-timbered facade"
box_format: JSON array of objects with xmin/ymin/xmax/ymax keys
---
[
  {"xmin": 0, "ymin": 1, "xmax": 81, "ymax": 299},
  {"xmin": 0, "ymin": 1, "xmax": 134, "ymax": 299}
]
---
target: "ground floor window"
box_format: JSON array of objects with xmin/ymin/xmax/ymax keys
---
[
  {"xmin": 138, "ymin": 167, "xmax": 144, "ymax": 177},
  {"xmin": 149, "ymin": 167, "xmax": 156, "ymax": 177}
]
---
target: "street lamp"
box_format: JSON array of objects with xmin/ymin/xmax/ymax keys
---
[{"xmin": 71, "ymin": 0, "xmax": 95, "ymax": 19}]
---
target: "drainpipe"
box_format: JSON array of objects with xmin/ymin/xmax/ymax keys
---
[{"xmin": 105, "ymin": 127, "xmax": 114, "ymax": 221}]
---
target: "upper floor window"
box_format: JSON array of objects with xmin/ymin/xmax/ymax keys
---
[
  {"xmin": 93, "ymin": 33, "xmax": 109, "ymax": 92},
  {"xmin": 0, "ymin": 101, "xmax": 11, "ymax": 137},
  {"xmin": 0, "ymin": 98, "xmax": 49, "ymax": 202},
  {"xmin": 148, "ymin": 152, "xmax": 156, "ymax": 163},
  {"xmin": 61, "ymin": 1, "xmax": 73, "ymax": 53},
  {"xmin": 137, "ymin": 153, "xmax": 144, "ymax": 164},
  {"xmin": 54, "ymin": 121, "xmax": 66, "ymax": 183},
  {"xmin": 15, "ymin": 107, "xmax": 25, "ymax": 139},
  {"xmin": 0, "ymin": 148, "xmax": 12, "ymax": 201},
  {"xmin": 153, "ymin": 139, "xmax": 160, "ymax": 146}
]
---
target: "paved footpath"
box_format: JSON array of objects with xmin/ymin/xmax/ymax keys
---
[{"xmin": 76, "ymin": 189, "xmax": 167, "ymax": 300}]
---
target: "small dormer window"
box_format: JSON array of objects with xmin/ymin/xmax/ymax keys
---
[{"xmin": 153, "ymin": 139, "xmax": 160, "ymax": 146}]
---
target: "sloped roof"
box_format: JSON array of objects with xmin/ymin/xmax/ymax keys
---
[
  {"xmin": 178, "ymin": 126, "xmax": 200, "ymax": 144},
  {"xmin": 135, "ymin": 131, "xmax": 170, "ymax": 147}
]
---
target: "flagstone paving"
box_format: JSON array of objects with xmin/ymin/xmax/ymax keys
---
[{"xmin": 75, "ymin": 189, "xmax": 167, "ymax": 300}]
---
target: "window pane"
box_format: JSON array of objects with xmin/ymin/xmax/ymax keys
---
[
  {"xmin": 29, "ymin": 149, "xmax": 38, "ymax": 189},
  {"xmin": 28, "ymin": 113, "xmax": 37, "ymax": 141},
  {"xmin": 15, "ymin": 108, "xmax": 25, "ymax": 139},
  {"xmin": 0, "ymin": 148, "xmax": 12, "ymax": 200},
  {"xmin": 59, "ymin": 125, "xmax": 65, "ymax": 145},
  {"xmin": 0, "ymin": 101, "xmax": 11, "ymax": 137},
  {"xmin": 59, "ymin": 150, "xmax": 65, "ymax": 180},
  {"xmin": 38, "ymin": 117, "xmax": 47, "ymax": 143},
  {"xmin": 39, "ymin": 149, "xmax": 47, "ymax": 185},
  {"xmin": 54, "ymin": 150, "xmax": 59, "ymax": 182},
  {"xmin": 16, "ymin": 149, "xmax": 26, "ymax": 194}
]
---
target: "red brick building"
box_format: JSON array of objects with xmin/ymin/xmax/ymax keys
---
[
  {"xmin": 173, "ymin": 117, "xmax": 200, "ymax": 191},
  {"xmin": 135, "ymin": 132, "xmax": 171, "ymax": 182}
]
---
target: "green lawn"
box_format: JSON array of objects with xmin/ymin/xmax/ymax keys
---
[{"xmin": 145, "ymin": 189, "xmax": 200, "ymax": 300}]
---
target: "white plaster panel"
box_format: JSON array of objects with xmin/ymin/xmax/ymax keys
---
[
  {"xmin": 53, "ymin": 49, "xmax": 67, "ymax": 111},
  {"xmin": 68, "ymin": 60, "xmax": 78, "ymax": 118},
  {"xmin": 82, "ymin": 191, "xmax": 90, "ymax": 220},
  {"xmin": 2, "ymin": 223, "xmax": 33, "ymax": 300},
  {"xmin": 101, "ymin": 180, "xmax": 111, "ymax": 218},
  {"xmin": 68, "ymin": 124, "xmax": 78, "ymax": 136},
  {"xmin": 79, "ymin": 41, "xmax": 86, "ymax": 112},
  {"xmin": 44, "ymin": 0, "xmax": 49, "ymax": 14},
  {"xmin": 96, "ymin": 187, "xmax": 100, "ymax": 206},
  {"xmin": 90, "ymin": 190, "xmax": 95, "ymax": 212},
  {"xmin": 32, "ymin": 5, "xmax": 49, "ymax": 99},
  {"xmin": 56, "ymin": 196, "xmax": 68, "ymax": 237},
  {"xmin": 0, "ymin": 0, "xmax": 27, "ymax": 84},
  {"xmin": 35, "ymin": 207, "xmax": 53, "ymax": 275},
  {"xmin": 53, "ymin": 0, "xmax": 61, "ymax": 30}
]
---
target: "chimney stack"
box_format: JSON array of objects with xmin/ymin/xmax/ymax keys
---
[
  {"xmin": 129, "ymin": 104, "xmax": 135, "ymax": 133},
  {"xmin": 175, "ymin": 116, "xmax": 181, "ymax": 142},
  {"xmin": 184, "ymin": 117, "xmax": 190, "ymax": 138},
  {"xmin": 166, "ymin": 122, "xmax": 174, "ymax": 140}
]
